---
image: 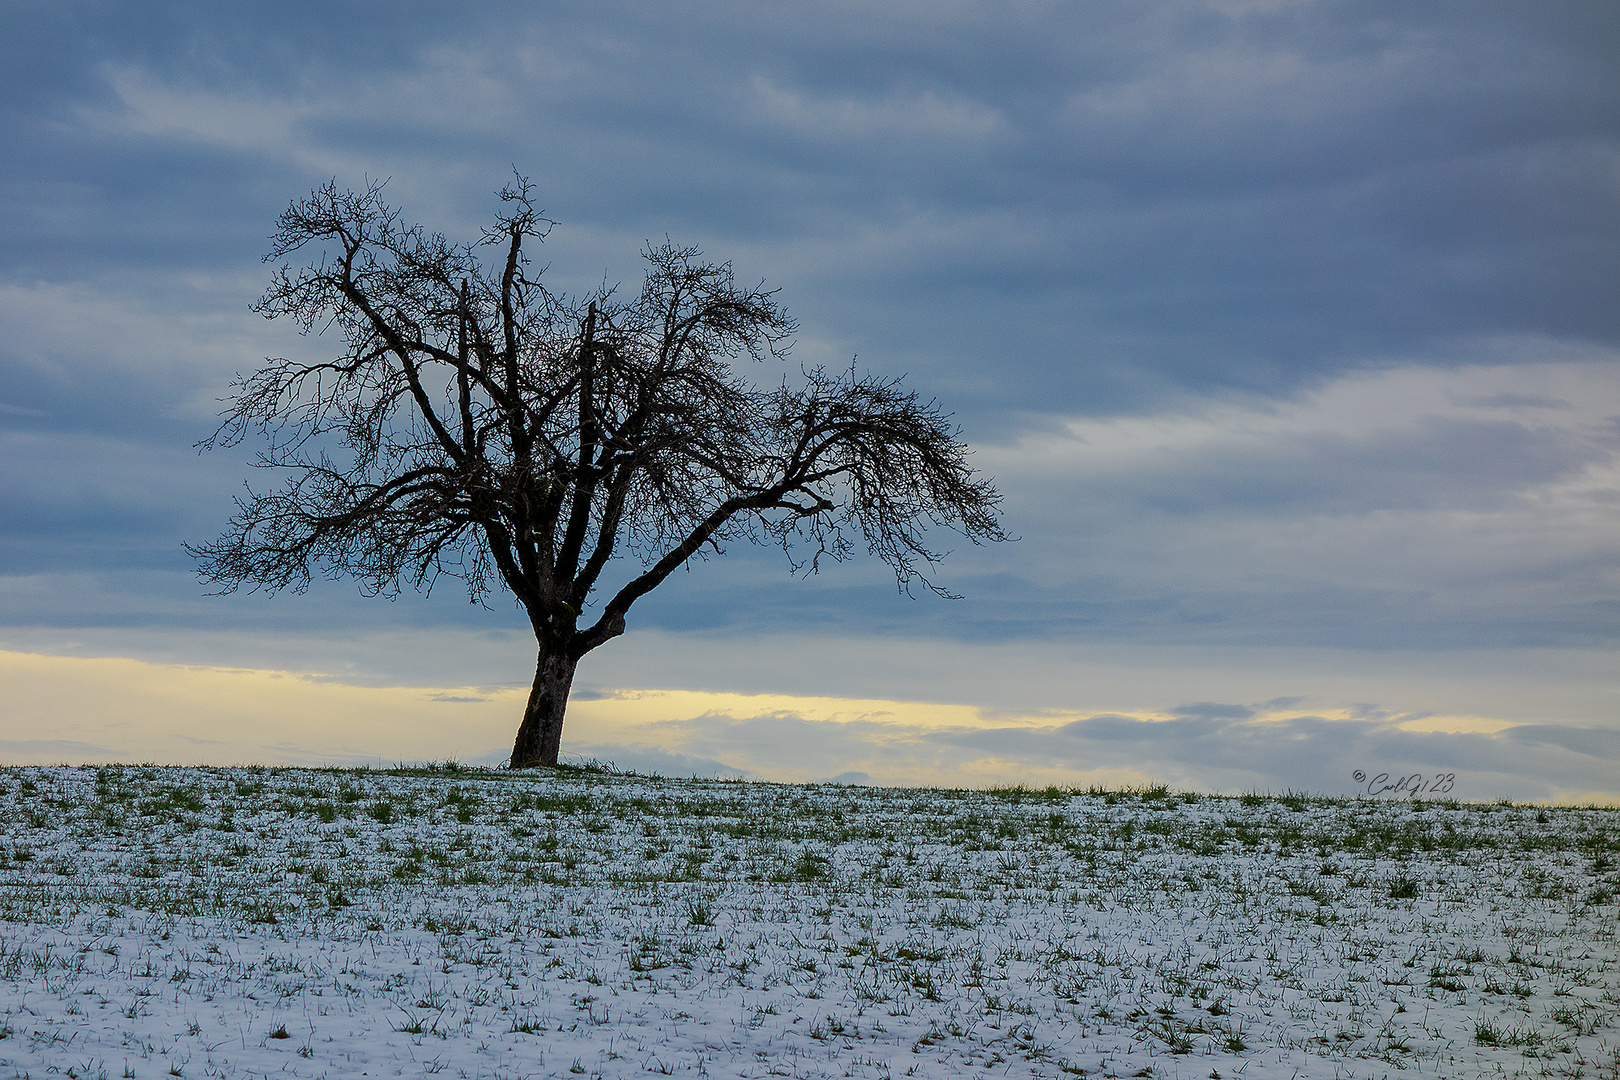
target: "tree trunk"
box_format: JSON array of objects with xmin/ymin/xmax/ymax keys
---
[{"xmin": 509, "ymin": 647, "xmax": 578, "ymax": 768}]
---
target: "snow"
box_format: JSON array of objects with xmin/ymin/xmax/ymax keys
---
[{"xmin": 0, "ymin": 765, "xmax": 1616, "ymax": 1079}]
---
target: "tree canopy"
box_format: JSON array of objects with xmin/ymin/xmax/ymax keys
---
[{"xmin": 192, "ymin": 177, "xmax": 1006, "ymax": 766}]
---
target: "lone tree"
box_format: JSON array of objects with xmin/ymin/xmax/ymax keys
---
[{"xmin": 192, "ymin": 178, "xmax": 1005, "ymax": 767}]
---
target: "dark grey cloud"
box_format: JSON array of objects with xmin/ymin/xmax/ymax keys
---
[
  {"xmin": 930, "ymin": 711, "xmax": 1620, "ymax": 801},
  {"xmin": 653, "ymin": 712, "xmax": 908, "ymax": 778},
  {"xmin": 1169, "ymin": 702, "xmax": 1257, "ymax": 720},
  {"xmin": 4, "ymin": 1, "xmax": 1615, "ymax": 395},
  {"xmin": 1097, "ymin": 417, "xmax": 1606, "ymax": 517},
  {"xmin": 602, "ymin": 703, "xmax": 1619, "ymax": 801},
  {"xmin": 0, "ymin": 738, "xmax": 118, "ymax": 758},
  {"xmin": 1504, "ymin": 725, "xmax": 1620, "ymax": 761},
  {"xmin": 1464, "ymin": 393, "xmax": 1575, "ymax": 412}
]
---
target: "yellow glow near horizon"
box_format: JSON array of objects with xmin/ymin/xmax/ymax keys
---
[
  {"xmin": 1391, "ymin": 714, "xmax": 1524, "ymax": 735},
  {"xmin": 0, "ymin": 649, "xmax": 1613, "ymax": 803},
  {"xmin": 0, "ymin": 649, "xmax": 525, "ymax": 766},
  {"xmin": 0, "ymin": 650, "xmax": 1130, "ymax": 783}
]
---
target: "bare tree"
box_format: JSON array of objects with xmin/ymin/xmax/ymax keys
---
[{"xmin": 191, "ymin": 178, "xmax": 1006, "ymax": 767}]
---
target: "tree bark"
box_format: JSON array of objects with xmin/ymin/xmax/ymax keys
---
[{"xmin": 509, "ymin": 647, "xmax": 578, "ymax": 767}]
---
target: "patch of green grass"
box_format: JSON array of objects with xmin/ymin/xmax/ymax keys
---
[{"xmin": 1388, "ymin": 875, "xmax": 1420, "ymax": 900}]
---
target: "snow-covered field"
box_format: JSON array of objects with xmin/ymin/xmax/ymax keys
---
[{"xmin": 0, "ymin": 766, "xmax": 1616, "ymax": 1080}]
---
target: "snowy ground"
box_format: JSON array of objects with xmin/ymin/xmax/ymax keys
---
[{"xmin": 0, "ymin": 766, "xmax": 1616, "ymax": 1079}]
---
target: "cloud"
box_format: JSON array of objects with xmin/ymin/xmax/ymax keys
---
[
  {"xmin": 7, "ymin": 3, "xmax": 1615, "ymax": 407},
  {"xmin": 1504, "ymin": 725, "xmax": 1620, "ymax": 760},
  {"xmin": 929, "ymin": 709, "xmax": 1620, "ymax": 802},
  {"xmin": 532, "ymin": 686, "xmax": 1615, "ymax": 801},
  {"xmin": 0, "ymin": 738, "xmax": 119, "ymax": 759},
  {"xmin": 746, "ymin": 75, "xmax": 1005, "ymax": 145},
  {"xmin": 572, "ymin": 358, "xmax": 1620, "ymax": 653},
  {"xmin": 1169, "ymin": 702, "xmax": 1257, "ymax": 720},
  {"xmin": 1464, "ymin": 393, "xmax": 1575, "ymax": 412},
  {"xmin": 0, "ymin": 647, "xmax": 1614, "ymax": 802}
]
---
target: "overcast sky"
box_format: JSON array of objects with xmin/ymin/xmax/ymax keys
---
[{"xmin": 2, "ymin": 0, "xmax": 1616, "ymax": 799}]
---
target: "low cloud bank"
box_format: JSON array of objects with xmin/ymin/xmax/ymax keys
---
[
  {"xmin": 633, "ymin": 700, "xmax": 1619, "ymax": 803},
  {"xmin": 1, "ymin": 651, "xmax": 1613, "ymax": 803}
]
